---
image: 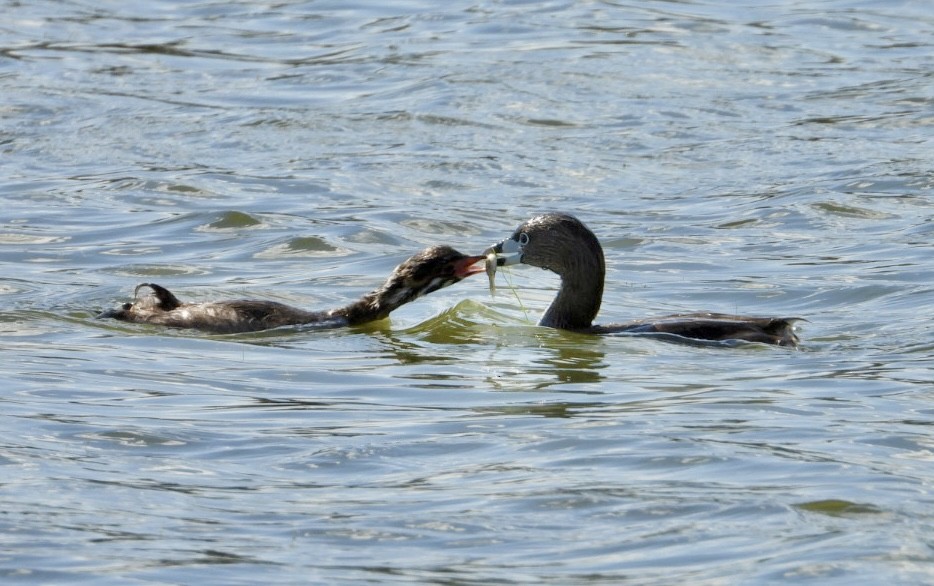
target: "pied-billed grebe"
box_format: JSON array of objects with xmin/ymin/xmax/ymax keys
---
[
  {"xmin": 99, "ymin": 246, "xmax": 485, "ymax": 334},
  {"xmin": 485, "ymin": 213, "xmax": 802, "ymax": 347}
]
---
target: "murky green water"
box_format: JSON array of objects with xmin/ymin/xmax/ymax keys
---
[{"xmin": 2, "ymin": 0, "xmax": 932, "ymax": 583}]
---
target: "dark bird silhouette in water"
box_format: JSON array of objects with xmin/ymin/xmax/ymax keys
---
[
  {"xmin": 485, "ymin": 213, "xmax": 802, "ymax": 346},
  {"xmin": 100, "ymin": 246, "xmax": 485, "ymax": 334}
]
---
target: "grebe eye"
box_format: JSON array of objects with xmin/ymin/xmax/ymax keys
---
[{"xmin": 518, "ymin": 232, "xmax": 530, "ymax": 246}]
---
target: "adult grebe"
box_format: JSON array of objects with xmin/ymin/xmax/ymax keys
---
[
  {"xmin": 485, "ymin": 213, "xmax": 802, "ymax": 346},
  {"xmin": 100, "ymin": 246, "xmax": 485, "ymax": 334}
]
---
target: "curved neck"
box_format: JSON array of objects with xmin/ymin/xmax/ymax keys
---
[{"xmin": 539, "ymin": 241, "xmax": 605, "ymax": 330}]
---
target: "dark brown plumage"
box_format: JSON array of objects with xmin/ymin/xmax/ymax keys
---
[
  {"xmin": 487, "ymin": 213, "xmax": 802, "ymax": 347},
  {"xmin": 99, "ymin": 246, "xmax": 485, "ymax": 334}
]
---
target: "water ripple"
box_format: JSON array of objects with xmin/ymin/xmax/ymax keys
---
[{"xmin": 1, "ymin": 0, "xmax": 933, "ymax": 583}]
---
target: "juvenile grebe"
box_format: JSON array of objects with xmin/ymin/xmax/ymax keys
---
[
  {"xmin": 485, "ymin": 213, "xmax": 802, "ymax": 346},
  {"xmin": 99, "ymin": 246, "xmax": 485, "ymax": 334}
]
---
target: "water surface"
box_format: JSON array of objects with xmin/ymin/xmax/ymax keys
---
[{"xmin": 2, "ymin": 0, "xmax": 933, "ymax": 583}]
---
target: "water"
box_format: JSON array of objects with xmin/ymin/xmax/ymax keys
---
[{"xmin": 2, "ymin": 0, "xmax": 933, "ymax": 583}]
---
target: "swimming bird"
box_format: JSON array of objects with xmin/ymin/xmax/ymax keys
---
[
  {"xmin": 99, "ymin": 246, "xmax": 485, "ymax": 334},
  {"xmin": 485, "ymin": 213, "xmax": 802, "ymax": 346}
]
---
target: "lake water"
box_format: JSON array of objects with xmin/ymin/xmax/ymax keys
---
[{"xmin": 2, "ymin": 0, "xmax": 933, "ymax": 583}]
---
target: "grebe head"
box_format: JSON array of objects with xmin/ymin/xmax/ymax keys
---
[
  {"xmin": 485, "ymin": 213, "xmax": 603, "ymax": 276},
  {"xmin": 483, "ymin": 213, "xmax": 606, "ymax": 330},
  {"xmin": 377, "ymin": 245, "xmax": 486, "ymax": 307}
]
